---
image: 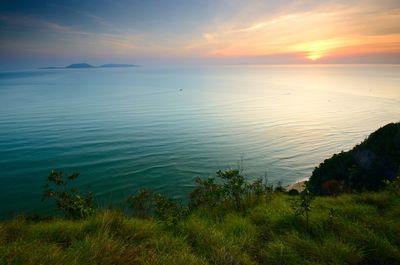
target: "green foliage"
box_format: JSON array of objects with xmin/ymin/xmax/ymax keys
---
[
  {"xmin": 189, "ymin": 170, "xmax": 272, "ymax": 212},
  {"xmin": 189, "ymin": 176, "xmax": 224, "ymax": 208},
  {"xmin": 127, "ymin": 188, "xmax": 189, "ymax": 225},
  {"xmin": 250, "ymin": 177, "xmax": 272, "ymax": 196},
  {"xmin": 127, "ymin": 188, "xmax": 154, "ymax": 218},
  {"xmin": 291, "ymin": 189, "xmax": 314, "ymax": 233},
  {"xmin": 154, "ymin": 193, "xmax": 189, "ymax": 225},
  {"xmin": 217, "ymin": 169, "xmax": 248, "ymax": 210},
  {"xmin": 43, "ymin": 170, "xmax": 94, "ymax": 219}
]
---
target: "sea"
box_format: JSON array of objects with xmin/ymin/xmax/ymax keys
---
[{"xmin": 0, "ymin": 64, "xmax": 399, "ymax": 216}]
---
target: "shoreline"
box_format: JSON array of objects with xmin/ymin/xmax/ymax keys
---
[{"xmin": 286, "ymin": 179, "xmax": 307, "ymax": 192}]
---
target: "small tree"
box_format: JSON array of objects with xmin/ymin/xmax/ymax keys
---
[
  {"xmin": 217, "ymin": 169, "xmax": 247, "ymax": 210},
  {"xmin": 292, "ymin": 188, "xmax": 314, "ymax": 233},
  {"xmin": 43, "ymin": 170, "xmax": 94, "ymax": 219},
  {"xmin": 127, "ymin": 188, "xmax": 154, "ymax": 218}
]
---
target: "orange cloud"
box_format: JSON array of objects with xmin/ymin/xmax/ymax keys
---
[{"xmin": 182, "ymin": 3, "xmax": 400, "ymax": 61}]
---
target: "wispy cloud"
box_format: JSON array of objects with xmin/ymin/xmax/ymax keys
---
[
  {"xmin": 0, "ymin": 14, "xmax": 145, "ymax": 56},
  {"xmin": 0, "ymin": 14, "xmax": 96, "ymax": 37},
  {"xmin": 183, "ymin": 3, "xmax": 400, "ymax": 61}
]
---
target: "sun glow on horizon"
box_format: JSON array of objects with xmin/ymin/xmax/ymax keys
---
[
  {"xmin": 294, "ymin": 39, "xmax": 348, "ymax": 62},
  {"xmin": 306, "ymin": 53, "xmax": 322, "ymax": 61},
  {"xmin": 186, "ymin": 4, "xmax": 400, "ymax": 63}
]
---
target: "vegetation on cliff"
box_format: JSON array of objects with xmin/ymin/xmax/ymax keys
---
[
  {"xmin": 308, "ymin": 122, "xmax": 400, "ymax": 195},
  {"xmin": 1, "ymin": 183, "xmax": 399, "ymax": 265}
]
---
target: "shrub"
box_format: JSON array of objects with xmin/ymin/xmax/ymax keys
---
[
  {"xmin": 189, "ymin": 176, "xmax": 224, "ymax": 208},
  {"xmin": 154, "ymin": 193, "xmax": 189, "ymax": 225},
  {"xmin": 189, "ymin": 170, "xmax": 273, "ymax": 212},
  {"xmin": 250, "ymin": 177, "xmax": 273, "ymax": 197},
  {"xmin": 217, "ymin": 169, "xmax": 248, "ymax": 210},
  {"xmin": 43, "ymin": 170, "xmax": 94, "ymax": 219},
  {"xmin": 127, "ymin": 188, "xmax": 154, "ymax": 218},
  {"xmin": 291, "ymin": 189, "xmax": 314, "ymax": 233}
]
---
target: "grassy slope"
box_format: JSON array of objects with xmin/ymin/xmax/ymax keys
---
[{"xmin": 1, "ymin": 191, "xmax": 399, "ymax": 265}]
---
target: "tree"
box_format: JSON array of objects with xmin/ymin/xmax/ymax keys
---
[{"xmin": 292, "ymin": 188, "xmax": 314, "ymax": 233}]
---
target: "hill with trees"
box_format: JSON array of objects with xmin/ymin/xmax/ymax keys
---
[{"xmin": 308, "ymin": 122, "xmax": 400, "ymax": 195}]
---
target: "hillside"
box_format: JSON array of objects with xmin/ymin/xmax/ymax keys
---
[
  {"xmin": 1, "ymin": 189, "xmax": 399, "ymax": 265},
  {"xmin": 308, "ymin": 122, "xmax": 400, "ymax": 194}
]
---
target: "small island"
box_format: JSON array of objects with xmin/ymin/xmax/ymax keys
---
[
  {"xmin": 65, "ymin": 63, "xmax": 94, "ymax": 69},
  {"xmin": 39, "ymin": 63, "xmax": 139, "ymax": 69}
]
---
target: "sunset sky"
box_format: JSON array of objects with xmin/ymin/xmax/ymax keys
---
[{"xmin": 1, "ymin": 0, "xmax": 400, "ymax": 68}]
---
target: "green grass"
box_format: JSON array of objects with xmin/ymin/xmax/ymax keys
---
[{"xmin": 1, "ymin": 191, "xmax": 400, "ymax": 265}]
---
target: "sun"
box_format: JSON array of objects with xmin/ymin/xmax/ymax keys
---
[
  {"xmin": 294, "ymin": 39, "xmax": 343, "ymax": 62},
  {"xmin": 306, "ymin": 53, "xmax": 322, "ymax": 61}
]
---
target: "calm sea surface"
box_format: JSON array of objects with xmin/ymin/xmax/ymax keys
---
[{"xmin": 0, "ymin": 65, "xmax": 399, "ymax": 216}]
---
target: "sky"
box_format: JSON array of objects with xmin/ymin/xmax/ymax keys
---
[{"xmin": 1, "ymin": 0, "xmax": 400, "ymax": 69}]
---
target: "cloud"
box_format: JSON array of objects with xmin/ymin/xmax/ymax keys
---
[
  {"xmin": 183, "ymin": 2, "xmax": 400, "ymax": 61},
  {"xmin": 0, "ymin": 14, "xmax": 146, "ymax": 57},
  {"xmin": 1, "ymin": 0, "xmax": 399, "ymax": 63},
  {"xmin": 0, "ymin": 14, "xmax": 93, "ymax": 36}
]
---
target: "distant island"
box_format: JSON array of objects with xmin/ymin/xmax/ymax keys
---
[
  {"xmin": 66, "ymin": 63, "xmax": 94, "ymax": 69},
  {"xmin": 39, "ymin": 63, "xmax": 139, "ymax": 69}
]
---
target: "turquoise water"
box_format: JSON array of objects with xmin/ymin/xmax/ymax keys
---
[{"xmin": 0, "ymin": 65, "xmax": 399, "ymax": 216}]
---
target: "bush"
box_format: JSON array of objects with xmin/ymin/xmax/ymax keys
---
[
  {"xmin": 189, "ymin": 176, "xmax": 224, "ymax": 208},
  {"xmin": 291, "ymin": 189, "xmax": 314, "ymax": 233},
  {"xmin": 189, "ymin": 170, "xmax": 272, "ymax": 212},
  {"xmin": 217, "ymin": 169, "xmax": 247, "ymax": 210},
  {"xmin": 127, "ymin": 188, "xmax": 154, "ymax": 218},
  {"xmin": 154, "ymin": 193, "xmax": 189, "ymax": 225},
  {"xmin": 43, "ymin": 170, "xmax": 94, "ymax": 219}
]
